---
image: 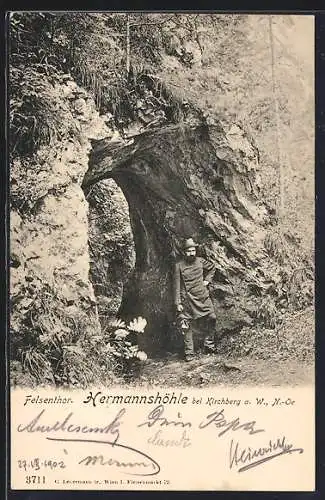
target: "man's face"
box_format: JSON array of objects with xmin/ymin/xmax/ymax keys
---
[{"xmin": 184, "ymin": 247, "xmax": 196, "ymax": 263}]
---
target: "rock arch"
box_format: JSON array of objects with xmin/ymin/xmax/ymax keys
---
[{"xmin": 82, "ymin": 121, "xmax": 270, "ymax": 355}]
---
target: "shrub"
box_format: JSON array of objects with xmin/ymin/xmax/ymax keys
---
[
  {"xmin": 287, "ymin": 267, "xmax": 314, "ymax": 310},
  {"xmin": 102, "ymin": 317, "xmax": 148, "ymax": 380},
  {"xmin": 254, "ymin": 296, "xmax": 279, "ymax": 329},
  {"xmin": 263, "ymin": 229, "xmax": 314, "ymax": 312},
  {"xmin": 10, "ymin": 65, "xmax": 79, "ymax": 157},
  {"xmin": 264, "ymin": 229, "xmax": 291, "ymax": 265},
  {"xmin": 10, "ymin": 274, "xmax": 148, "ymax": 386}
]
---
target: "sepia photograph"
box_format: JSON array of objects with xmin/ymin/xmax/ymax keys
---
[
  {"xmin": 9, "ymin": 12, "xmax": 315, "ymax": 389},
  {"xmin": 9, "ymin": 12, "xmax": 314, "ymax": 389},
  {"xmin": 7, "ymin": 11, "xmax": 316, "ymax": 492}
]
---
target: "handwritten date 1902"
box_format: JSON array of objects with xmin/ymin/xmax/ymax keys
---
[{"xmin": 18, "ymin": 458, "xmax": 66, "ymax": 471}]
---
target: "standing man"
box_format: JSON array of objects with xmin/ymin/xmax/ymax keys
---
[{"xmin": 174, "ymin": 238, "xmax": 216, "ymax": 361}]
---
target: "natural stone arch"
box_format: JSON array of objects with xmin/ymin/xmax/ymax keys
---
[{"xmin": 82, "ymin": 121, "xmax": 272, "ymax": 356}]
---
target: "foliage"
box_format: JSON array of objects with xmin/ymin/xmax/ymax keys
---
[
  {"xmin": 101, "ymin": 317, "xmax": 148, "ymax": 379},
  {"xmin": 11, "ymin": 277, "xmax": 100, "ymax": 386},
  {"xmin": 9, "ymin": 12, "xmax": 186, "ymax": 155},
  {"xmin": 10, "ymin": 272, "xmax": 148, "ymax": 386},
  {"xmin": 286, "ymin": 267, "xmax": 314, "ymax": 310},
  {"xmin": 261, "ymin": 227, "xmax": 314, "ymax": 318},
  {"xmin": 216, "ymin": 306, "xmax": 314, "ymax": 363},
  {"xmin": 254, "ymin": 297, "xmax": 278, "ymax": 329},
  {"xmin": 264, "ymin": 229, "xmax": 292, "ymax": 265},
  {"xmin": 10, "ymin": 65, "xmax": 79, "ymax": 157}
]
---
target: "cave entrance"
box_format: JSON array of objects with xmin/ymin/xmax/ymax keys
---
[
  {"xmin": 84, "ymin": 178, "xmax": 136, "ymax": 329},
  {"xmin": 83, "ymin": 166, "xmax": 179, "ymax": 358}
]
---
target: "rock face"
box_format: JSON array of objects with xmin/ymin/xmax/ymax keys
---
[
  {"xmin": 83, "ymin": 118, "xmax": 274, "ymax": 355},
  {"xmin": 10, "ymin": 79, "xmax": 110, "ymax": 363},
  {"xmin": 86, "ymin": 178, "xmax": 135, "ymax": 322}
]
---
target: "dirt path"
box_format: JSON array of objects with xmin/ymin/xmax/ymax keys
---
[
  {"xmin": 139, "ymin": 354, "xmax": 314, "ymax": 387},
  {"xmin": 136, "ymin": 308, "xmax": 314, "ymax": 388}
]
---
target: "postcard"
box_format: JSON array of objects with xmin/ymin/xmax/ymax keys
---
[{"xmin": 8, "ymin": 12, "xmax": 315, "ymax": 491}]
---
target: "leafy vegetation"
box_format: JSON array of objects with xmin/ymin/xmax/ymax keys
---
[
  {"xmin": 10, "ymin": 65, "xmax": 79, "ymax": 157},
  {"xmin": 216, "ymin": 306, "xmax": 314, "ymax": 363},
  {"xmin": 10, "ymin": 272, "xmax": 148, "ymax": 386}
]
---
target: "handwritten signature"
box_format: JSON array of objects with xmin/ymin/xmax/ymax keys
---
[
  {"xmin": 138, "ymin": 405, "xmax": 192, "ymax": 429},
  {"xmin": 17, "ymin": 408, "xmax": 125, "ymax": 444},
  {"xmin": 199, "ymin": 409, "xmax": 265, "ymax": 437},
  {"xmin": 229, "ymin": 436, "xmax": 304, "ymax": 472},
  {"xmin": 138, "ymin": 405, "xmax": 264, "ymax": 439},
  {"xmin": 46, "ymin": 437, "xmax": 160, "ymax": 477}
]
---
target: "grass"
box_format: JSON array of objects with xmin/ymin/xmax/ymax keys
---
[{"xmin": 10, "ymin": 65, "xmax": 79, "ymax": 157}]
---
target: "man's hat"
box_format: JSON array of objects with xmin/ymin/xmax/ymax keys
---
[{"xmin": 183, "ymin": 237, "xmax": 198, "ymax": 250}]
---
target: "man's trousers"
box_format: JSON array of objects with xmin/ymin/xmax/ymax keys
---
[{"xmin": 182, "ymin": 312, "xmax": 216, "ymax": 358}]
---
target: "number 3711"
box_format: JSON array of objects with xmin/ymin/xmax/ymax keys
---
[{"xmin": 25, "ymin": 476, "xmax": 46, "ymax": 485}]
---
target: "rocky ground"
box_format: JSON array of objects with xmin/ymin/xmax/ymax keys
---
[
  {"xmin": 138, "ymin": 354, "xmax": 314, "ymax": 388},
  {"xmin": 128, "ymin": 307, "xmax": 315, "ymax": 388}
]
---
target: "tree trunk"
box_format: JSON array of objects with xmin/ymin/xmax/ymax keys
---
[
  {"xmin": 126, "ymin": 14, "xmax": 130, "ymax": 75},
  {"xmin": 269, "ymin": 15, "xmax": 284, "ymax": 219}
]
